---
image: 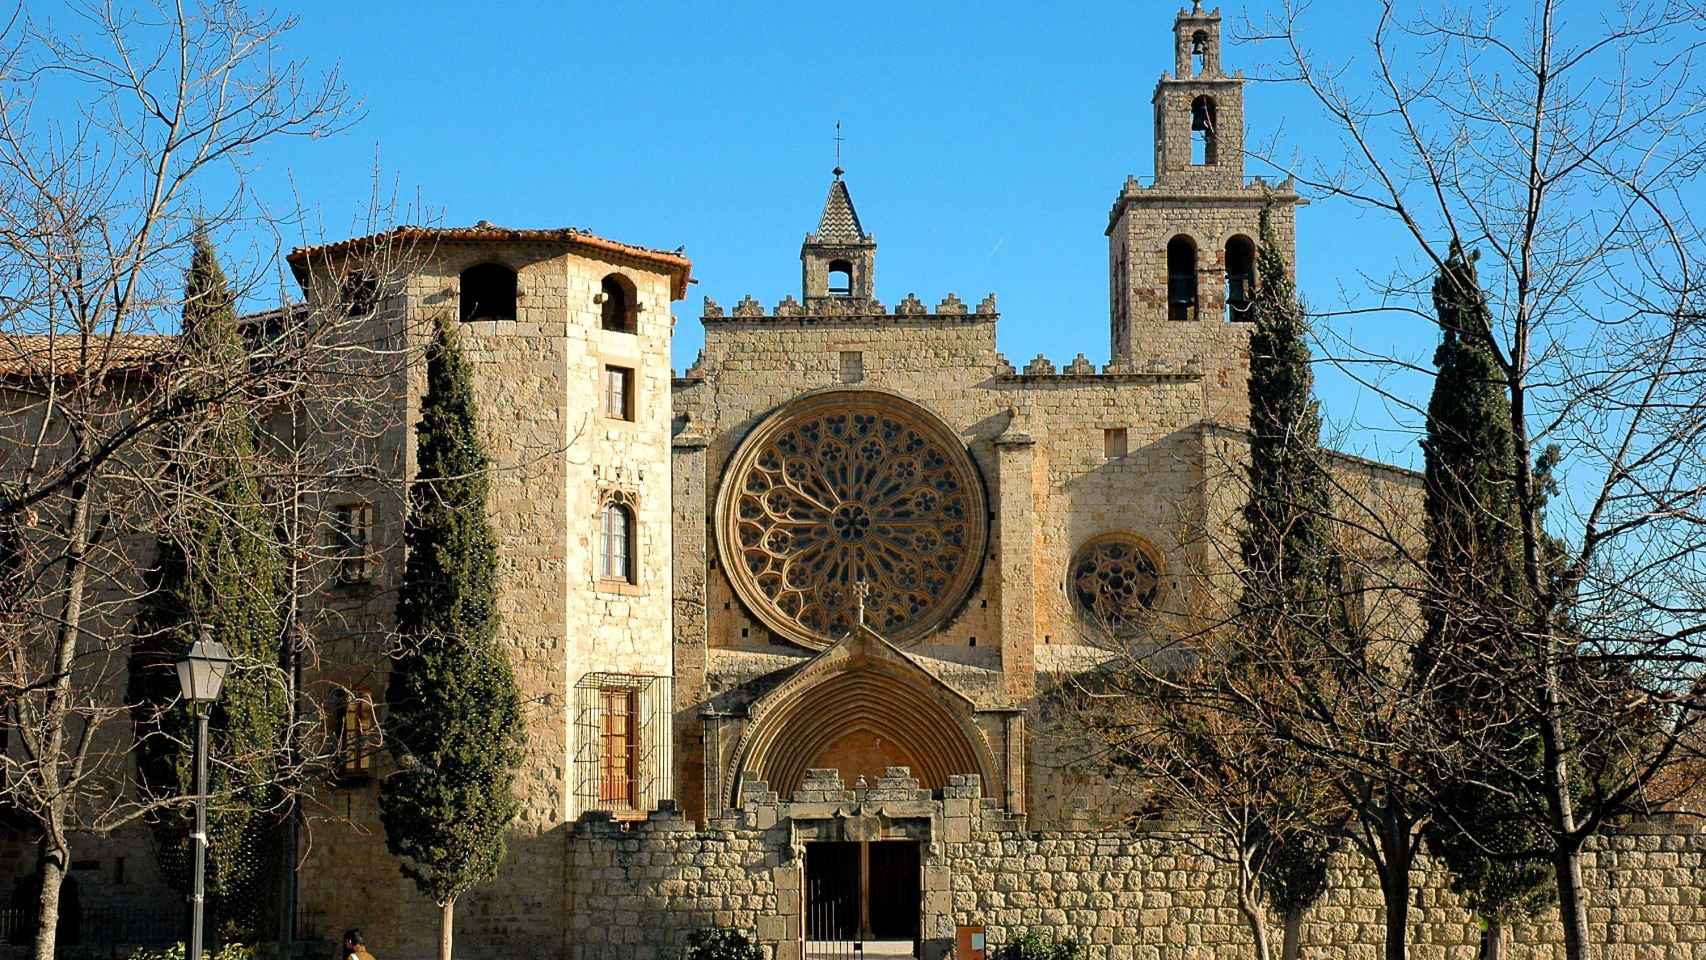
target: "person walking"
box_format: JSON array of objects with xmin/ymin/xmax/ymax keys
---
[{"xmin": 343, "ymin": 928, "xmax": 377, "ymax": 960}]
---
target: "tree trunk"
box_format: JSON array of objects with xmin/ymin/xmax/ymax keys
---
[
  {"xmin": 1280, "ymin": 906, "xmax": 1304, "ymax": 960},
  {"xmin": 30, "ymin": 483, "xmax": 93, "ymax": 960},
  {"xmin": 1479, "ymin": 920, "xmax": 1503, "ymax": 960},
  {"xmin": 30, "ymin": 847, "xmax": 66, "ymax": 960},
  {"xmin": 1376, "ymin": 810, "xmax": 1413, "ymax": 960},
  {"xmin": 439, "ymin": 897, "xmax": 455, "ymax": 960},
  {"xmin": 1234, "ymin": 856, "xmax": 1273, "ymax": 960},
  {"xmin": 1554, "ymin": 847, "xmax": 1590, "ymax": 960}
]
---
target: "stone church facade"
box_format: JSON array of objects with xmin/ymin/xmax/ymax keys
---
[{"xmin": 5, "ymin": 6, "xmax": 1705, "ymax": 960}]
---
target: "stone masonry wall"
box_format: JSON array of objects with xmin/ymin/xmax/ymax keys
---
[{"xmin": 569, "ymin": 769, "xmax": 1706, "ymax": 960}]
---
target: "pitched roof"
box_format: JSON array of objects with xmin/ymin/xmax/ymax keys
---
[
  {"xmin": 286, "ymin": 225, "xmax": 694, "ymax": 300},
  {"xmin": 814, "ymin": 175, "xmax": 868, "ymax": 243},
  {"xmin": 0, "ymin": 334, "xmax": 176, "ymax": 377}
]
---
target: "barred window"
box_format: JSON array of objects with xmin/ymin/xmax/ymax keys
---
[
  {"xmin": 573, "ymin": 673, "xmax": 672, "ymax": 818},
  {"xmin": 601, "ymin": 502, "xmax": 635, "ymax": 583},
  {"xmin": 334, "ymin": 688, "xmax": 379, "ymax": 781},
  {"xmin": 332, "ymin": 503, "xmax": 374, "ymax": 584}
]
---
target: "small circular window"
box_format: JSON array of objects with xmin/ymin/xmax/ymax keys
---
[{"xmin": 1070, "ymin": 534, "xmax": 1163, "ymax": 634}]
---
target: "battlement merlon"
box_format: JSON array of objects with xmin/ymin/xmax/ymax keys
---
[{"xmin": 701, "ymin": 292, "xmax": 999, "ymax": 324}]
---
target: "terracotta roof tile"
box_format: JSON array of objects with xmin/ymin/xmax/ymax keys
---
[
  {"xmin": 287, "ymin": 225, "xmax": 693, "ymax": 300},
  {"xmin": 0, "ymin": 334, "xmax": 176, "ymax": 377}
]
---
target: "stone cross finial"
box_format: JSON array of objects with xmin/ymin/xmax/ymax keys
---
[{"xmin": 855, "ymin": 580, "xmax": 870, "ymax": 628}]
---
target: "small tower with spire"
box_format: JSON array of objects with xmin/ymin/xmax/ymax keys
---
[{"xmin": 801, "ymin": 167, "xmax": 876, "ymax": 305}]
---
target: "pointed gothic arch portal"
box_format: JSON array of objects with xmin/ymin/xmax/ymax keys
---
[{"xmin": 729, "ymin": 628, "xmax": 999, "ymax": 805}]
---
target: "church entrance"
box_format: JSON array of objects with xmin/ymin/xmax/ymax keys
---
[{"xmin": 805, "ymin": 840, "xmax": 921, "ymax": 951}]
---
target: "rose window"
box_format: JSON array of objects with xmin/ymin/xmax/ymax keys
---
[
  {"xmin": 1070, "ymin": 534, "xmax": 1163, "ymax": 635},
  {"xmin": 716, "ymin": 390, "xmax": 988, "ymax": 649}
]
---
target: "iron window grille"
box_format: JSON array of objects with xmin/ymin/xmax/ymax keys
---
[
  {"xmin": 332, "ymin": 503, "xmax": 375, "ymax": 585},
  {"xmin": 573, "ymin": 673, "xmax": 672, "ymax": 819}
]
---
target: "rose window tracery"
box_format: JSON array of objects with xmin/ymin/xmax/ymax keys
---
[
  {"xmin": 1070, "ymin": 534, "xmax": 1163, "ymax": 635},
  {"xmin": 716, "ymin": 390, "xmax": 988, "ymax": 649}
]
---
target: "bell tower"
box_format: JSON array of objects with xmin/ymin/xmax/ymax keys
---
[
  {"xmin": 1152, "ymin": 2, "xmax": 1245, "ymax": 189},
  {"xmin": 802, "ymin": 167, "xmax": 876, "ymax": 306},
  {"xmin": 1105, "ymin": 3, "xmax": 1302, "ymax": 420}
]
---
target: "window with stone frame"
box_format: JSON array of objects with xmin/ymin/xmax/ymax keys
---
[
  {"xmin": 1225, "ymin": 234, "xmax": 1256, "ymax": 321},
  {"xmin": 600, "ymin": 494, "xmax": 636, "ymax": 584},
  {"xmin": 600, "ymin": 273, "xmax": 637, "ymax": 333},
  {"xmin": 459, "ymin": 262, "xmax": 517, "ymax": 322},
  {"xmin": 1104, "ymin": 427, "xmax": 1129, "ymax": 460},
  {"xmin": 604, "ymin": 365, "xmax": 635, "ymax": 421},
  {"xmin": 1167, "ymin": 235, "xmax": 1199, "ymax": 321},
  {"xmin": 1191, "ymin": 95, "xmax": 1218, "ymax": 165},
  {"xmin": 331, "ymin": 502, "xmax": 375, "ymax": 585},
  {"xmin": 827, "ymin": 259, "xmax": 854, "ymax": 297},
  {"xmin": 333, "ymin": 687, "xmax": 379, "ymax": 782}
]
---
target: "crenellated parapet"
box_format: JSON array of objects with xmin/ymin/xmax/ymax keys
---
[{"xmin": 701, "ymin": 291, "xmax": 999, "ymax": 325}]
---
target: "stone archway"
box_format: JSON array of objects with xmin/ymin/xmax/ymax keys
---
[{"xmin": 729, "ymin": 625, "xmax": 999, "ymax": 805}]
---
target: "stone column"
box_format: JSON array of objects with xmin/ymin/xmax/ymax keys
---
[{"xmin": 994, "ymin": 428, "xmax": 1040, "ymax": 700}]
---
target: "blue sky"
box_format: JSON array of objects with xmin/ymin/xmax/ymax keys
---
[{"xmin": 34, "ymin": 1, "xmax": 1574, "ymax": 467}]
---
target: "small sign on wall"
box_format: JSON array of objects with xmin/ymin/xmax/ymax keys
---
[{"xmin": 957, "ymin": 925, "xmax": 986, "ymax": 960}]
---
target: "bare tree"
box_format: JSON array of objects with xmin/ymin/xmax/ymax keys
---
[
  {"xmin": 0, "ymin": 4, "xmax": 430, "ymax": 956},
  {"xmin": 1232, "ymin": 3, "xmax": 1706, "ymax": 958}
]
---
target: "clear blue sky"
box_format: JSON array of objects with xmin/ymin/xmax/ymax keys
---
[{"xmin": 39, "ymin": 0, "xmax": 1554, "ymax": 466}]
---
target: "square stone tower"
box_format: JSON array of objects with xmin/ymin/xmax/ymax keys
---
[{"xmin": 1106, "ymin": 3, "xmax": 1303, "ymax": 422}]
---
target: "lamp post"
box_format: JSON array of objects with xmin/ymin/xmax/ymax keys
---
[{"xmin": 177, "ymin": 630, "xmax": 232, "ymax": 960}]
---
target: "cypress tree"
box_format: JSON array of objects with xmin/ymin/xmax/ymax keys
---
[
  {"xmin": 379, "ymin": 319, "xmax": 525, "ymax": 960},
  {"xmin": 130, "ymin": 231, "xmax": 288, "ymax": 940},
  {"xmin": 1416, "ymin": 243, "xmax": 1553, "ymax": 959},
  {"xmin": 1237, "ymin": 206, "xmax": 1344, "ymax": 960}
]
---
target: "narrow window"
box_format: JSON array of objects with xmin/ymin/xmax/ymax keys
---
[
  {"xmin": 342, "ymin": 271, "xmax": 379, "ymax": 317},
  {"xmin": 1191, "ymin": 31, "xmax": 1209, "ymax": 77},
  {"xmin": 600, "ymin": 274, "xmax": 636, "ymax": 333},
  {"xmin": 335, "ymin": 688, "xmax": 378, "ymax": 780},
  {"xmin": 1167, "ymin": 235, "xmax": 1199, "ymax": 322},
  {"xmin": 827, "ymin": 259, "xmax": 853, "ymax": 297},
  {"xmin": 459, "ymin": 262, "xmax": 517, "ymax": 322},
  {"xmin": 839, "ymin": 350, "xmax": 864, "ymax": 383},
  {"xmin": 599, "ymin": 687, "xmax": 638, "ymax": 807},
  {"xmin": 1191, "ymin": 96, "xmax": 1218, "ymax": 166},
  {"xmin": 1225, "ymin": 235, "xmax": 1257, "ymax": 321},
  {"xmin": 1104, "ymin": 428, "xmax": 1129, "ymax": 460},
  {"xmin": 603, "ymin": 365, "xmax": 634, "ymax": 421},
  {"xmin": 601, "ymin": 502, "xmax": 635, "ymax": 583},
  {"xmin": 332, "ymin": 503, "xmax": 375, "ymax": 584}
]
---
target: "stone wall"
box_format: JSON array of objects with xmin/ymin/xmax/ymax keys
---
[{"xmin": 568, "ymin": 769, "xmax": 1706, "ymax": 960}]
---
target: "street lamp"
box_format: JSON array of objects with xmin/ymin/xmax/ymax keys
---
[{"xmin": 177, "ymin": 630, "xmax": 232, "ymax": 960}]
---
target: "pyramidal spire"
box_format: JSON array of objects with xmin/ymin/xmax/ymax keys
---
[{"xmin": 815, "ymin": 171, "xmax": 868, "ymax": 243}]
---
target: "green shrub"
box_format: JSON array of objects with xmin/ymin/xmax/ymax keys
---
[
  {"xmin": 999, "ymin": 931, "xmax": 1084, "ymax": 960},
  {"xmin": 127, "ymin": 943, "xmax": 254, "ymax": 960},
  {"xmin": 678, "ymin": 926, "xmax": 763, "ymax": 960}
]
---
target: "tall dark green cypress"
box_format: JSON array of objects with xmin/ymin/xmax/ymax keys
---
[
  {"xmin": 1416, "ymin": 243, "xmax": 1553, "ymax": 959},
  {"xmin": 1237, "ymin": 206, "xmax": 1344, "ymax": 960},
  {"xmin": 130, "ymin": 231, "xmax": 288, "ymax": 939},
  {"xmin": 380, "ymin": 319, "xmax": 525, "ymax": 960}
]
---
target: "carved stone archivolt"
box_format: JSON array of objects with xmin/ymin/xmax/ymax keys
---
[
  {"xmin": 1070, "ymin": 533, "xmax": 1164, "ymax": 635},
  {"xmin": 716, "ymin": 389, "xmax": 988, "ymax": 649}
]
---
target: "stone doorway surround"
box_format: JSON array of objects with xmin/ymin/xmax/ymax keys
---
[
  {"xmin": 708, "ymin": 624, "xmax": 1022, "ymax": 816},
  {"xmin": 739, "ymin": 767, "xmax": 975, "ymax": 960}
]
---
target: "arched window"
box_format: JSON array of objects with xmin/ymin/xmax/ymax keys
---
[
  {"xmin": 600, "ymin": 273, "xmax": 636, "ymax": 332},
  {"xmin": 827, "ymin": 259, "xmax": 853, "ymax": 297},
  {"xmin": 459, "ymin": 262, "xmax": 517, "ymax": 322},
  {"xmin": 601, "ymin": 501, "xmax": 635, "ymax": 583},
  {"xmin": 1225, "ymin": 235, "xmax": 1256, "ymax": 321},
  {"xmin": 1191, "ymin": 31, "xmax": 1209, "ymax": 77},
  {"xmin": 1167, "ymin": 235, "xmax": 1198, "ymax": 322},
  {"xmin": 1191, "ymin": 95, "xmax": 1218, "ymax": 166}
]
